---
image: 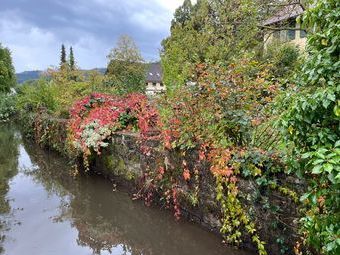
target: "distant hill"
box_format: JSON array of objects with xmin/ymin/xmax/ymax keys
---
[
  {"xmin": 16, "ymin": 65, "xmax": 162, "ymax": 84},
  {"xmin": 91, "ymin": 68, "xmax": 106, "ymax": 74},
  {"xmin": 16, "ymin": 68, "xmax": 107, "ymax": 84},
  {"xmin": 16, "ymin": 71, "xmax": 43, "ymax": 83}
]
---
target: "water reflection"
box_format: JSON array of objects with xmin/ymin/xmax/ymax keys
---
[
  {"xmin": 0, "ymin": 124, "xmax": 19, "ymax": 254},
  {"xmin": 0, "ymin": 125, "xmax": 253, "ymax": 255}
]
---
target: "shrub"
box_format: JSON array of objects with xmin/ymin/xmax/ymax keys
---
[
  {"xmin": 264, "ymin": 41, "xmax": 302, "ymax": 79},
  {"xmin": 0, "ymin": 44, "xmax": 16, "ymax": 93},
  {"xmin": 68, "ymin": 93, "xmax": 158, "ymax": 166},
  {"xmin": 16, "ymin": 79, "xmax": 57, "ymax": 113},
  {"xmin": 281, "ymin": 1, "xmax": 340, "ymax": 254},
  {"xmin": 0, "ymin": 93, "xmax": 16, "ymax": 122},
  {"xmin": 16, "ymin": 70, "xmax": 113, "ymax": 118}
]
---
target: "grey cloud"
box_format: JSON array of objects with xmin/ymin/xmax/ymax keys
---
[{"xmin": 0, "ymin": 0, "xmax": 182, "ymax": 71}]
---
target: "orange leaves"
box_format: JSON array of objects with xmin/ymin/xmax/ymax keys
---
[
  {"xmin": 156, "ymin": 166, "xmax": 165, "ymax": 180},
  {"xmin": 211, "ymin": 165, "xmax": 234, "ymax": 178},
  {"xmin": 172, "ymin": 187, "xmax": 181, "ymax": 220},
  {"xmin": 208, "ymin": 148, "xmax": 236, "ymax": 179},
  {"xmin": 198, "ymin": 143, "xmax": 210, "ymax": 161},
  {"xmin": 317, "ymin": 196, "xmax": 325, "ymax": 208},
  {"xmin": 163, "ymin": 130, "xmax": 173, "ymax": 149},
  {"xmin": 199, "ymin": 150, "xmax": 206, "ymax": 161},
  {"xmin": 183, "ymin": 169, "xmax": 191, "ymax": 181},
  {"xmin": 182, "ymin": 160, "xmax": 191, "ymax": 181},
  {"xmin": 158, "ymin": 166, "xmax": 165, "ymax": 175},
  {"xmin": 251, "ymin": 118, "xmax": 262, "ymax": 127}
]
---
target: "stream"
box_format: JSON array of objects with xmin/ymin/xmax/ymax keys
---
[{"xmin": 0, "ymin": 124, "xmax": 253, "ymax": 255}]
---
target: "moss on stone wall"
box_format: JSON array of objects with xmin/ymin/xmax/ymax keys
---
[
  {"xmin": 21, "ymin": 113, "xmax": 301, "ymax": 255},
  {"xmin": 102, "ymin": 154, "xmax": 136, "ymax": 181}
]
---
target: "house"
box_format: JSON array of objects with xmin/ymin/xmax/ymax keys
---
[
  {"xmin": 145, "ymin": 62, "xmax": 166, "ymax": 95},
  {"xmin": 263, "ymin": 3, "xmax": 306, "ymax": 49}
]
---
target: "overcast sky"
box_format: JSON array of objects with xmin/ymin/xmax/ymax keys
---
[{"xmin": 0, "ymin": 0, "xmax": 186, "ymax": 72}]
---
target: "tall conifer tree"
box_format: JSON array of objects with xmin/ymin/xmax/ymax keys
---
[
  {"xmin": 69, "ymin": 46, "xmax": 75, "ymax": 70},
  {"xmin": 60, "ymin": 44, "xmax": 66, "ymax": 68}
]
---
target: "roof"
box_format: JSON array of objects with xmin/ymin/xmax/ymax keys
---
[
  {"xmin": 146, "ymin": 62, "xmax": 163, "ymax": 83},
  {"xmin": 263, "ymin": 4, "xmax": 304, "ymax": 26}
]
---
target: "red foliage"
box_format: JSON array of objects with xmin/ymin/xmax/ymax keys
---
[
  {"xmin": 183, "ymin": 169, "xmax": 191, "ymax": 181},
  {"xmin": 172, "ymin": 187, "xmax": 181, "ymax": 220},
  {"xmin": 68, "ymin": 93, "xmax": 159, "ymax": 154}
]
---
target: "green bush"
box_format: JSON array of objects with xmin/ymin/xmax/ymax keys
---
[
  {"xmin": 0, "ymin": 44, "xmax": 16, "ymax": 93},
  {"xmin": 16, "ymin": 79, "xmax": 57, "ymax": 113},
  {"xmin": 0, "ymin": 93, "xmax": 16, "ymax": 122},
  {"xmin": 16, "ymin": 69, "xmax": 117, "ymax": 118},
  {"xmin": 281, "ymin": 1, "xmax": 340, "ymax": 254},
  {"xmin": 264, "ymin": 41, "xmax": 302, "ymax": 79}
]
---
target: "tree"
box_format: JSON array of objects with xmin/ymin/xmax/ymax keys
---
[
  {"xmin": 171, "ymin": 0, "xmax": 193, "ymax": 28},
  {"xmin": 281, "ymin": 1, "xmax": 340, "ymax": 254},
  {"xmin": 0, "ymin": 44, "xmax": 16, "ymax": 93},
  {"xmin": 106, "ymin": 35, "xmax": 146, "ymax": 94},
  {"xmin": 69, "ymin": 46, "xmax": 75, "ymax": 71},
  {"xmin": 161, "ymin": 0, "xmax": 262, "ymax": 90},
  {"xmin": 60, "ymin": 44, "xmax": 67, "ymax": 69}
]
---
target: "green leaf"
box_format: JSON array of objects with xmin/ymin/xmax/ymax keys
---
[
  {"xmin": 312, "ymin": 159, "xmax": 325, "ymax": 165},
  {"xmin": 325, "ymin": 240, "xmax": 336, "ymax": 252},
  {"xmin": 302, "ymin": 152, "xmax": 311, "ymax": 159},
  {"xmin": 326, "ymin": 93, "xmax": 335, "ymax": 102},
  {"xmin": 312, "ymin": 164, "xmax": 323, "ymax": 174},
  {"xmin": 328, "ymin": 173, "xmax": 336, "ymax": 184},
  {"xmin": 335, "ymin": 140, "xmax": 340, "ymax": 148},
  {"xmin": 322, "ymin": 99, "xmax": 331, "ymax": 108},
  {"xmin": 324, "ymin": 163, "xmax": 333, "ymax": 173},
  {"xmin": 300, "ymin": 192, "xmax": 311, "ymax": 202},
  {"xmin": 334, "ymin": 105, "xmax": 340, "ymax": 117}
]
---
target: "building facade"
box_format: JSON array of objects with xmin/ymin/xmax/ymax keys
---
[
  {"xmin": 263, "ymin": 4, "xmax": 306, "ymax": 50},
  {"xmin": 145, "ymin": 62, "xmax": 166, "ymax": 96}
]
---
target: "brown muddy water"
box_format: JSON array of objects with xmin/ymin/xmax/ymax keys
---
[{"xmin": 0, "ymin": 124, "xmax": 254, "ymax": 255}]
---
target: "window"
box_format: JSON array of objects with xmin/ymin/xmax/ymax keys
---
[
  {"xmin": 152, "ymin": 83, "xmax": 156, "ymax": 86},
  {"xmin": 273, "ymin": 31, "xmax": 280, "ymax": 39},
  {"xmin": 287, "ymin": 29, "xmax": 296, "ymax": 40},
  {"xmin": 160, "ymin": 83, "xmax": 164, "ymax": 87},
  {"xmin": 300, "ymin": 30, "xmax": 307, "ymax": 38}
]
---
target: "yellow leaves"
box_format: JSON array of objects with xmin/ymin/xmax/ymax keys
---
[
  {"xmin": 216, "ymin": 176, "xmax": 267, "ymax": 254},
  {"xmin": 321, "ymin": 38, "xmax": 328, "ymax": 46},
  {"xmin": 252, "ymin": 165, "xmax": 262, "ymax": 177},
  {"xmin": 288, "ymin": 125, "xmax": 294, "ymax": 135},
  {"xmin": 334, "ymin": 100, "xmax": 340, "ymax": 117}
]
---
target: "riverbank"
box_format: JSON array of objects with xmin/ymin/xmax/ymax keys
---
[
  {"xmin": 19, "ymin": 111, "xmax": 302, "ymax": 255},
  {"xmin": 1, "ymin": 123, "xmax": 254, "ymax": 255}
]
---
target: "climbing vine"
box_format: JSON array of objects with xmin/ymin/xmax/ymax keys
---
[
  {"xmin": 64, "ymin": 56, "xmax": 301, "ymax": 254},
  {"xmin": 148, "ymin": 60, "xmax": 299, "ymax": 254},
  {"xmin": 68, "ymin": 93, "xmax": 159, "ymax": 168},
  {"xmin": 281, "ymin": 1, "xmax": 340, "ymax": 254}
]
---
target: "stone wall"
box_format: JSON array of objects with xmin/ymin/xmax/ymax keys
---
[
  {"xmin": 91, "ymin": 134, "xmax": 300, "ymax": 254},
  {"xmin": 22, "ymin": 113, "xmax": 301, "ymax": 255},
  {"xmin": 91, "ymin": 138, "xmax": 223, "ymax": 233}
]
